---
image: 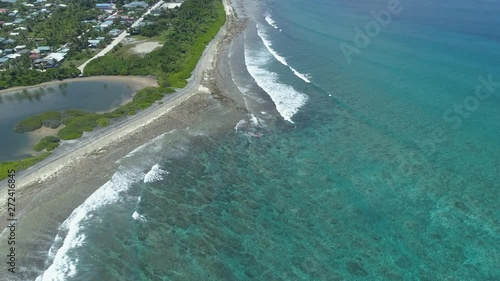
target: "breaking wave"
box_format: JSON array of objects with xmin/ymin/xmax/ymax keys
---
[
  {"xmin": 36, "ymin": 169, "xmax": 140, "ymax": 281},
  {"xmin": 244, "ymin": 44, "xmax": 308, "ymax": 123},
  {"xmin": 265, "ymin": 13, "xmax": 279, "ymax": 30},
  {"xmin": 144, "ymin": 164, "xmax": 169, "ymax": 183},
  {"xmin": 256, "ymin": 24, "xmax": 312, "ymax": 84}
]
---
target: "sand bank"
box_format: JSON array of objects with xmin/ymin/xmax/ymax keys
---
[{"xmin": 0, "ymin": 75, "xmax": 158, "ymax": 96}]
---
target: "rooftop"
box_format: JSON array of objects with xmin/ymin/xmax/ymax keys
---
[
  {"xmin": 37, "ymin": 46, "xmax": 51, "ymax": 51},
  {"xmin": 123, "ymin": 1, "xmax": 148, "ymax": 8}
]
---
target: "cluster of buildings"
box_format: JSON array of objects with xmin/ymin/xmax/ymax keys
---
[
  {"xmin": 96, "ymin": 1, "xmax": 149, "ymax": 12},
  {"xmin": 0, "ymin": 43, "xmax": 70, "ymax": 69},
  {"xmin": 0, "ymin": 1, "xmax": 157, "ymax": 70},
  {"xmin": 0, "ymin": 1, "xmax": 74, "ymax": 68},
  {"xmin": 0, "ymin": 1, "xmax": 183, "ymax": 70}
]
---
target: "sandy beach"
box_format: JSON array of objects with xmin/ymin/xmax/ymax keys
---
[
  {"xmin": 0, "ymin": 75, "xmax": 158, "ymax": 96},
  {"xmin": 0, "ymin": 0, "xmax": 247, "ymax": 279}
]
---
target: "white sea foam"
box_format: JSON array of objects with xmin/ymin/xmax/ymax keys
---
[
  {"xmin": 36, "ymin": 170, "xmax": 138, "ymax": 281},
  {"xmin": 244, "ymin": 46, "xmax": 308, "ymax": 123},
  {"xmin": 132, "ymin": 211, "xmax": 147, "ymax": 222},
  {"xmin": 234, "ymin": 119, "xmax": 247, "ymax": 132},
  {"xmin": 264, "ymin": 13, "xmax": 279, "ymax": 29},
  {"xmin": 123, "ymin": 132, "xmax": 168, "ymax": 159},
  {"xmin": 256, "ymin": 24, "xmax": 312, "ymax": 84},
  {"xmin": 249, "ymin": 114, "xmax": 266, "ymax": 127},
  {"xmin": 144, "ymin": 164, "xmax": 168, "ymax": 183},
  {"xmin": 46, "ymin": 234, "xmax": 63, "ymax": 261}
]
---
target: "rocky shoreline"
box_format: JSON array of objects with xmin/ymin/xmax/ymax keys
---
[{"xmin": 0, "ymin": 0, "xmax": 249, "ymax": 279}]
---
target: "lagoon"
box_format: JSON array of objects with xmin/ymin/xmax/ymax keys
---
[{"xmin": 0, "ymin": 77, "xmax": 153, "ymax": 161}]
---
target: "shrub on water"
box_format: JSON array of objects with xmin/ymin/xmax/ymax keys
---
[
  {"xmin": 34, "ymin": 136, "xmax": 61, "ymax": 151},
  {"xmin": 13, "ymin": 111, "xmax": 62, "ymax": 132},
  {"xmin": 58, "ymin": 114, "xmax": 100, "ymax": 140},
  {"xmin": 43, "ymin": 119, "xmax": 61, "ymax": 129}
]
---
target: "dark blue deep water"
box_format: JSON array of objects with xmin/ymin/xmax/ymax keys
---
[{"xmin": 36, "ymin": 0, "xmax": 499, "ymax": 280}]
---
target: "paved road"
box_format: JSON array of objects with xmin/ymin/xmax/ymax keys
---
[
  {"xmin": 0, "ymin": 0, "xmax": 229, "ymax": 192},
  {"xmin": 77, "ymin": 0, "xmax": 165, "ymax": 73}
]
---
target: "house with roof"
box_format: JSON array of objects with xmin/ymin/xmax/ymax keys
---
[
  {"xmin": 29, "ymin": 52, "xmax": 41, "ymax": 59},
  {"xmin": 17, "ymin": 49, "xmax": 29, "ymax": 55},
  {"xmin": 88, "ymin": 39, "xmax": 101, "ymax": 48},
  {"xmin": 150, "ymin": 8, "xmax": 161, "ymax": 16},
  {"xmin": 33, "ymin": 58, "xmax": 57, "ymax": 69},
  {"xmin": 14, "ymin": 45, "xmax": 26, "ymax": 52},
  {"xmin": 44, "ymin": 59, "xmax": 57, "ymax": 68},
  {"xmin": 57, "ymin": 48, "xmax": 70, "ymax": 54},
  {"xmin": 96, "ymin": 3, "xmax": 114, "ymax": 10},
  {"xmin": 3, "ymin": 48, "xmax": 13, "ymax": 54},
  {"xmin": 45, "ymin": 52, "xmax": 65, "ymax": 63},
  {"xmin": 123, "ymin": 1, "xmax": 148, "ymax": 9},
  {"xmin": 163, "ymin": 2, "xmax": 182, "ymax": 9},
  {"xmin": 100, "ymin": 20, "xmax": 114, "ymax": 30},
  {"xmin": 0, "ymin": 57, "xmax": 10, "ymax": 67},
  {"xmin": 108, "ymin": 29, "xmax": 121, "ymax": 37},
  {"xmin": 82, "ymin": 19, "xmax": 98, "ymax": 24},
  {"xmin": 32, "ymin": 58, "xmax": 43, "ymax": 68},
  {"xmin": 37, "ymin": 46, "xmax": 51, "ymax": 54},
  {"xmin": 0, "ymin": 8, "xmax": 9, "ymax": 14},
  {"xmin": 5, "ymin": 53, "xmax": 20, "ymax": 59},
  {"xmin": 3, "ymin": 39, "xmax": 16, "ymax": 45}
]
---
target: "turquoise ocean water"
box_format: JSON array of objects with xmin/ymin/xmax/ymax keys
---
[{"xmin": 35, "ymin": 0, "xmax": 499, "ymax": 280}]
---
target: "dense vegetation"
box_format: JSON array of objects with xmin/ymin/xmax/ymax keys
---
[
  {"xmin": 3, "ymin": 0, "xmax": 226, "ymax": 179},
  {"xmin": 14, "ymin": 86, "xmax": 175, "ymax": 140},
  {"xmin": 34, "ymin": 136, "xmax": 61, "ymax": 152},
  {"xmin": 31, "ymin": 3, "xmax": 101, "ymax": 47},
  {"xmin": 0, "ymin": 152, "xmax": 50, "ymax": 181},
  {"xmin": 85, "ymin": 0, "xmax": 226, "ymax": 88},
  {"xmin": 0, "ymin": 1, "xmax": 114, "ymax": 89},
  {"xmin": 104, "ymin": 87, "xmax": 174, "ymax": 117},
  {"xmin": 0, "ymin": 63, "xmax": 81, "ymax": 90},
  {"xmin": 14, "ymin": 110, "xmax": 82, "ymax": 133}
]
